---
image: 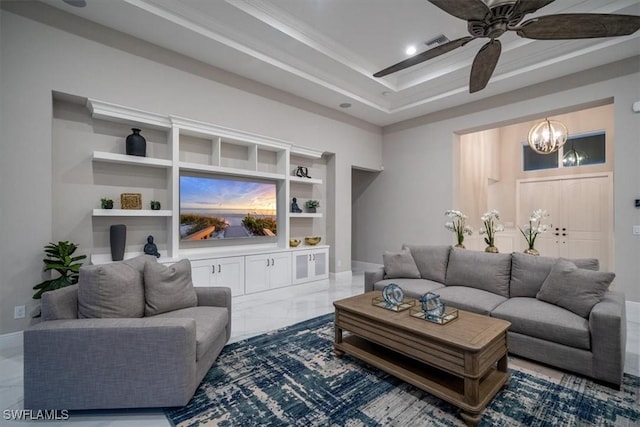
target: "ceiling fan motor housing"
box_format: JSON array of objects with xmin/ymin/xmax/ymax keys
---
[{"xmin": 468, "ymin": 0, "xmax": 523, "ymax": 38}]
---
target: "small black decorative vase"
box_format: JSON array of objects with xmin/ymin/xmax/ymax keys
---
[
  {"xmin": 126, "ymin": 128, "xmax": 146, "ymax": 157},
  {"xmin": 110, "ymin": 224, "xmax": 126, "ymax": 261}
]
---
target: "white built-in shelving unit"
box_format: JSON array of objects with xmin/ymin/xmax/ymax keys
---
[{"xmin": 84, "ymin": 97, "xmax": 328, "ymax": 294}]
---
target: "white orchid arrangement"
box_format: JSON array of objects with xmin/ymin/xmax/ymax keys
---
[
  {"xmin": 520, "ymin": 209, "xmax": 549, "ymax": 250},
  {"xmin": 444, "ymin": 210, "xmax": 473, "ymax": 246},
  {"xmin": 479, "ymin": 209, "xmax": 504, "ymax": 248}
]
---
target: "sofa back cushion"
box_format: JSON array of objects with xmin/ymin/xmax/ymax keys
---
[
  {"xmin": 402, "ymin": 244, "xmax": 450, "ymax": 283},
  {"xmin": 510, "ymin": 253, "xmax": 599, "ymax": 298},
  {"xmin": 445, "ymin": 248, "xmax": 511, "ymax": 297},
  {"xmin": 78, "ymin": 255, "xmax": 149, "ymax": 318},
  {"xmin": 144, "ymin": 258, "xmax": 198, "ymax": 316},
  {"xmin": 536, "ymin": 259, "xmax": 614, "ymax": 318}
]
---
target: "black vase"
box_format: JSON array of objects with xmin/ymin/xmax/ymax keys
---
[
  {"xmin": 110, "ymin": 224, "xmax": 126, "ymax": 261},
  {"xmin": 126, "ymin": 128, "xmax": 146, "ymax": 157}
]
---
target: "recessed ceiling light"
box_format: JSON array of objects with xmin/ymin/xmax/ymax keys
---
[
  {"xmin": 381, "ymin": 91, "xmax": 391, "ymax": 96},
  {"xmin": 339, "ymin": 103, "xmax": 351, "ymax": 109},
  {"xmin": 405, "ymin": 45, "xmax": 417, "ymax": 55}
]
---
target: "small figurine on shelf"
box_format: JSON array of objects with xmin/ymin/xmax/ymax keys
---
[
  {"xmin": 150, "ymin": 200, "xmax": 161, "ymax": 210},
  {"xmin": 101, "ymin": 198, "xmax": 114, "ymax": 209},
  {"xmin": 291, "ymin": 197, "xmax": 303, "ymax": 213},
  {"xmin": 143, "ymin": 235, "xmax": 161, "ymax": 258},
  {"xmin": 295, "ymin": 166, "xmax": 312, "ymax": 179}
]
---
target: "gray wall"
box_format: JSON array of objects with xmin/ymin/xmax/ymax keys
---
[
  {"xmin": 0, "ymin": 7, "xmax": 382, "ymax": 334},
  {"xmin": 353, "ymin": 63, "xmax": 640, "ymax": 302}
]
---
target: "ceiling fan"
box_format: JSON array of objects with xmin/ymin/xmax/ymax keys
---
[{"xmin": 374, "ymin": 0, "xmax": 640, "ymax": 93}]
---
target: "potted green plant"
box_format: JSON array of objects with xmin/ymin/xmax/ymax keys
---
[
  {"xmin": 305, "ymin": 200, "xmax": 320, "ymax": 213},
  {"xmin": 150, "ymin": 200, "xmax": 161, "ymax": 210},
  {"xmin": 33, "ymin": 241, "xmax": 87, "ymax": 300},
  {"xmin": 101, "ymin": 198, "xmax": 114, "ymax": 209}
]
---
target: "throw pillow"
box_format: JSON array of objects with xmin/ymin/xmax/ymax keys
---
[
  {"xmin": 78, "ymin": 255, "xmax": 150, "ymax": 318},
  {"xmin": 510, "ymin": 253, "xmax": 599, "ymax": 298},
  {"xmin": 383, "ymin": 249, "xmax": 421, "ymax": 279},
  {"xmin": 144, "ymin": 258, "xmax": 198, "ymax": 316},
  {"xmin": 401, "ymin": 244, "xmax": 450, "ymax": 283},
  {"xmin": 537, "ymin": 259, "xmax": 615, "ymax": 318}
]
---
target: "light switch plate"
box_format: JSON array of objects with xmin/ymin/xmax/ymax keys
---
[{"xmin": 633, "ymin": 225, "xmax": 640, "ymax": 236}]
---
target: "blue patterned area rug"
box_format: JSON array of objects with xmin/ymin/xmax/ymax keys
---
[{"xmin": 165, "ymin": 314, "xmax": 639, "ymax": 426}]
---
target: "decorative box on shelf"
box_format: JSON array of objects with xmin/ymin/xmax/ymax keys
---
[
  {"xmin": 372, "ymin": 296, "xmax": 416, "ymax": 312},
  {"xmin": 410, "ymin": 306, "xmax": 459, "ymax": 325},
  {"xmin": 121, "ymin": 193, "xmax": 142, "ymax": 209}
]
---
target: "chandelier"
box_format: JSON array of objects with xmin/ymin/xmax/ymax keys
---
[
  {"xmin": 562, "ymin": 141, "xmax": 588, "ymax": 167},
  {"xmin": 527, "ymin": 118, "xmax": 568, "ymax": 154}
]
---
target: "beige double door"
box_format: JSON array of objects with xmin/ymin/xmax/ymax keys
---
[{"xmin": 516, "ymin": 173, "xmax": 613, "ymax": 270}]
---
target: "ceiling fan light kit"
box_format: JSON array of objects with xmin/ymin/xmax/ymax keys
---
[
  {"xmin": 374, "ymin": 0, "xmax": 640, "ymax": 93},
  {"xmin": 528, "ymin": 118, "xmax": 568, "ymax": 155}
]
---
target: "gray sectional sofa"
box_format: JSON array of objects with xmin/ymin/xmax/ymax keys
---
[
  {"xmin": 24, "ymin": 255, "xmax": 231, "ymax": 410},
  {"xmin": 365, "ymin": 245, "xmax": 626, "ymax": 388}
]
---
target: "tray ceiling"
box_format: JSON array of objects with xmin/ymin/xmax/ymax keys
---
[{"xmin": 42, "ymin": 0, "xmax": 640, "ymax": 126}]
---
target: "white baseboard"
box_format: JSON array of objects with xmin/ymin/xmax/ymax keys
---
[
  {"xmin": 0, "ymin": 331, "xmax": 23, "ymax": 350},
  {"xmin": 626, "ymin": 301, "xmax": 640, "ymax": 324},
  {"xmin": 330, "ymin": 270, "xmax": 353, "ymax": 282},
  {"xmin": 351, "ymin": 261, "xmax": 382, "ymax": 272}
]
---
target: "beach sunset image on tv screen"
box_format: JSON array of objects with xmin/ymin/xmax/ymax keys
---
[{"xmin": 180, "ymin": 175, "xmax": 277, "ymax": 241}]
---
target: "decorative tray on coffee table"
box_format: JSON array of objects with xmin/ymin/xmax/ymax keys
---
[
  {"xmin": 372, "ymin": 296, "xmax": 416, "ymax": 312},
  {"xmin": 410, "ymin": 306, "xmax": 459, "ymax": 325}
]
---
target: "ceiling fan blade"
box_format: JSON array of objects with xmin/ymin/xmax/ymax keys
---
[
  {"xmin": 374, "ymin": 36, "xmax": 475, "ymax": 78},
  {"xmin": 427, "ymin": 0, "xmax": 489, "ymax": 21},
  {"xmin": 516, "ymin": 14, "xmax": 640, "ymax": 39},
  {"xmin": 511, "ymin": 0, "xmax": 555, "ymax": 17},
  {"xmin": 470, "ymin": 40, "xmax": 501, "ymax": 93}
]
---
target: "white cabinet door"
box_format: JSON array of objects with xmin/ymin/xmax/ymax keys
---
[
  {"xmin": 269, "ymin": 252, "xmax": 292, "ymax": 289},
  {"xmin": 191, "ymin": 262, "xmax": 213, "ymax": 287},
  {"xmin": 244, "ymin": 255, "xmax": 270, "ymax": 294},
  {"xmin": 245, "ymin": 252, "xmax": 292, "ymax": 293},
  {"xmin": 190, "ymin": 256, "xmax": 245, "ymax": 296},
  {"xmin": 211, "ymin": 256, "xmax": 245, "ymax": 296},
  {"xmin": 292, "ymin": 248, "xmax": 329, "ymax": 284},
  {"xmin": 311, "ymin": 249, "xmax": 328, "ymax": 280}
]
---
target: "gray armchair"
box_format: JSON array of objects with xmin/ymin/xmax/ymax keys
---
[{"xmin": 24, "ymin": 260, "xmax": 231, "ymax": 410}]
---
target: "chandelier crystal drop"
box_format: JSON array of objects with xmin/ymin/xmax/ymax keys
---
[{"xmin": 527, "ymin": 118, "xmax": 568, "ymax": 155}]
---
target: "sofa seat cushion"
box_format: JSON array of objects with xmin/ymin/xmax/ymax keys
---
[
  {"xmin": 373, "ymin": 279, "xmax": 445, "ymax": 299},
  {"xmin": 445, "ymin": 248, "xmax": 511, "ymax": 298},
  {"xmin": 152, "ymin": 306, "xmax": 229, "ymax": 361},
  {"xmin": 436, "ymin": 286, "xmax": 507, "ymax": 316},
  {"xmin": 491, "ymin": 298, "xmax": 590, "ymax": 350}
]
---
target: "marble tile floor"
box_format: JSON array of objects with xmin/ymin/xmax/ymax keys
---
[{"xmin": 0, "ymin": 271, "xmax": 637, "ymax": 426}]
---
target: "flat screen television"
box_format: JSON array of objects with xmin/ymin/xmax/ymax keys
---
[{"xmin": 179, "ymin": 174, "xmax": 277, "ymax": 241}]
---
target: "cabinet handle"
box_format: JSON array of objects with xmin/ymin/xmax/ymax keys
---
[
  {"xmin": 266, "ymin": 259, "xmax": 270, "ymax": 267},
  {"xmin": 312, "ymin": 254, "xmax": 315, "ymax": 261},
  {"xmin": 211, "ymin": 266, "xmax": 215, "ymax": 274},
  {"xmin": 271, "ymin": 258, "xmax": 275, "ymax": 266},
  {"xmin": 309, "ymin": 254, "xmax": 312, "ymax": 261},
  {"xmin": 218, "ymin": 264, "xmax": 221, "ymax": 273}
]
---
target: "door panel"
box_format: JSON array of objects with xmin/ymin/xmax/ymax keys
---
[{"xmin": 517, "ymin": 174, "xmax": 612, "ymax": 269}]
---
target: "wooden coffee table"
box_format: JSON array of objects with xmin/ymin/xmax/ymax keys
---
[{"xmin": 333, "ymin": 291, "xmax": 510, "ymax": 426}]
